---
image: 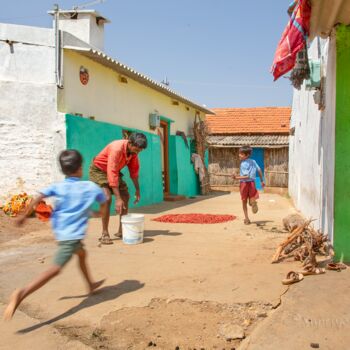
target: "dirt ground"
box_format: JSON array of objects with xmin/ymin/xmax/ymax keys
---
[
  {"xmin": 240, "ymin": 269, "xmax": 350, "ymax": 350},
  {"xmin": 0, "ymin": 191, "xmax": 345, "ymax": 350},
  {"xmin": 0, "ymin": 211, "xmax": 50, "ymax": 244}
]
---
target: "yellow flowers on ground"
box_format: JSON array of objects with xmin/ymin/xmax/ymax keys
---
[{"xmin": 2, "ymin": 193, "xmax": 31, "ymax": 217}]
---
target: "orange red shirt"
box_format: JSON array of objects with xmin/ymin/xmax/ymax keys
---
[{"xmin": 93, "ymin": 140, "xmax": 139, "ymax": 187}]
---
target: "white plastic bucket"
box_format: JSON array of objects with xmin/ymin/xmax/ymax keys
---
[{"xmin": 121, "ymin": 214, "xmax": 145, "ymax": 245}]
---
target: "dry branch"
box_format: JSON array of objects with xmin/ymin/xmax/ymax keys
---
[
  {"xmin": 271, "ymin": 221, "xmax": 311, "ymax": 263},
  {"xmin": 271, "ymin": 219, "xmax": 333, "ymax": 268}
]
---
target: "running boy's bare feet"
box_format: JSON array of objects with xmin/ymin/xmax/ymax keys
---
[
  {"xmin": 3, "ymin": 289, "xmax": 23, "ymax": 320},
  {"xmin": 89, "ymin": 279, "xmax": 105, "ymax": 294}
]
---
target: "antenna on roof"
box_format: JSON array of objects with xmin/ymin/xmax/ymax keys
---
[
  {"xmin": 161, "ymin": 76, "xmax": 170, "ymax": 86},
  {"xmin": 72, "ymin": 0, "xmax": 106, "ymax": 10}
]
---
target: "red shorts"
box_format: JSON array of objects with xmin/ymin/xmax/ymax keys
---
[{"xmin": 240, "ymin": 181, "xmax": 259, "ymax": 201}]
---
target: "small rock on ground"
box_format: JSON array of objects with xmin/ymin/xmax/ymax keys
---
[{"xmin": 219, "ymin": 324, "xmax": 245, "ymax": 340}]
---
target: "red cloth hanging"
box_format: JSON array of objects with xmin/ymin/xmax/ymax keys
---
[{"xmin": 271, "ymin": 0, "xmax": 311, "ymax": 81}]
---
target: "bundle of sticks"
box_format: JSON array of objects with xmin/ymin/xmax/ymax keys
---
[{"xmin": 271, "ymin": 220, "xmax": 334, "ymax": 266}]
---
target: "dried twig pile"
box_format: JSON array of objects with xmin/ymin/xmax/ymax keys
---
[{"xmin": 271, "ymin": 220, "xmax": 334, "ymax": 268}]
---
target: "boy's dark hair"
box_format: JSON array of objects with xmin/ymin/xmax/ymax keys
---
[
  {"xmin": 239, "ymin": 146, "xmax": 252, "ymax": 156},
  {"xmin": 59, "ymin": 149, "xmax": 83, "ymax": 175},
  {"xmin": 129, "ymin": 132, "xmax": 148, "ymax": 149}
]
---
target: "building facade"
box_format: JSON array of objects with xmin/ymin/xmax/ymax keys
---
[
  {"xmin": 0, "ymin": 9, "xmax": 213, "ymax": 208},
  {"xmin": 206, "ymin": 107, "xmax": 290, "ymax": 191},
  {"xmin": 286, "ymin": 0, "xmax": 350, "ymax": 260}
]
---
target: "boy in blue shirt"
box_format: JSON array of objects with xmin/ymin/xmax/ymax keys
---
[
  {"xmin": 233, "ymin": 146, "xmax": 265, "ymax": 225},
  {"xmin": 4, "ymin": 150, "xmax": 107, "ymax": 320}
]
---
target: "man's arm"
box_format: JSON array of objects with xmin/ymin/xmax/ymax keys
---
[
  {"xmin": 111, "ymin": 186, "xmax": 125, "ymax": 214},
  {"xmin": 106, "ymin": 148, "xmax": 125, "ymax": 214},
  {"xmin": 16, "ymin": 194, "xmax": 45, "ymax": 226},
  {"xmin": 128, "ymin": 156, "xmax": 140, "ymax": 204},
  {"xmin": 131, "ymin": 177, "xmax": 140, "ymax": 204}
]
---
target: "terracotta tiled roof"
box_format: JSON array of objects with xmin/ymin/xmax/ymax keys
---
[
  {"xmin": 207, "ymin": 135, "xmax": 289, "ymax": 148},
  {"xmin": 206, "ymin": 107, "xmax": 291, "ymax": 134}
]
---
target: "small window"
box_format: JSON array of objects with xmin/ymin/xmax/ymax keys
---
[{"xmin": 119, "ymin": 75, "xmax": 128, "ymax": 84}]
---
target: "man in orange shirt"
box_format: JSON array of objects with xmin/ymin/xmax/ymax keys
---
[{"xmin": 89, "ymin": 133, "xmax": 148, "ymax": 244}]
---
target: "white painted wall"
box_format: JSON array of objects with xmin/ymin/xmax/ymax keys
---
[
  {"xmin": 289, "ymin": 35, "xmax": 336, "ymax": 239},
  {"xmin": 0, "ymin": 21, "xmax": 206, "ymax": 200},
  {"xmin": 57, "ymin": 13, "xmax": 106, "ymax": 51},
  {"xmin": 0, "ymin": 23, "xmax": 54, "ymax": 47},
  {"xmin": 0, "ymin": 24, "xmax": 65, "ymax": 199},
  {"xmin": 58, "ymin": 50, "xmax": 205, "ymax": 136}
]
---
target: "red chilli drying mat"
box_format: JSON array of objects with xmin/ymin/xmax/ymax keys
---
[{"xmin": 152, "ymin": 213, "xmax": 236, "ymax": 224}]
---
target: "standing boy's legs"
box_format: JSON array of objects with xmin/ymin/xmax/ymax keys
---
[
  {"xmin": 248, "ymin": 182, "xmax": 259, "ymax": 214},
  {"xmin": 250, "ymin": 198, "xmax": 258, "ymax": 214},
  {"xmin": 3, "ymin": 265, "xmax": 61, "ymax": 320},
  {"xmin": 242, "ymin": 199, "xmax": 250, "ymax": 224},
  {"xmin": 240, "ymin": 182, "xmax": 251, "ymax": 224}
]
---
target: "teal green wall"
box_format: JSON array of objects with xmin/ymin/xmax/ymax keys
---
[
  {"xmin": 169, "ymin": 135, "xmax": 200, "ymax": 196},
  {"xmin": 66, "ymin": 115, "xmax": 163, "ymax": 210},
  {"xmin": 334, "ymin": 25, "xmax": 350, "ymax": 261},
  {"xmin": 204, "ymin": 149, "xmax": 209, "ymax": 168}
]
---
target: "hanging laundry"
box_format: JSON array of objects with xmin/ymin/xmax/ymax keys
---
[
  {"xmin": 191, "ymin": 153, "xmax": 205, "ymax": 182},
  {"xmin": 289, "ymin": 46, "xmax": 311, "ymax": 89},
  {"xmin": 271, "ymin": 0, "xmax": 311, "ymax": 81}
]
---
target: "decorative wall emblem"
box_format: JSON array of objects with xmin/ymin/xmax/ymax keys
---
[{"xmin": 79, "ymin": 66, "xmax": 89, "ymax": 85}]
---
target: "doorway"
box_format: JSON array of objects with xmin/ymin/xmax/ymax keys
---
[
  {"xmin": 159, "ymin": 120, "xmax": 169, "ymax": 194},
  {"xmin": 251, "ymin": 148, "xmax": 264, "ymax": 190}
]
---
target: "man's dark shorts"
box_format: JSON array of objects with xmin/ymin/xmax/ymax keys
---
[{"xmin": 89, "ymin": 163, "xmax": 130, "ymax": 203}]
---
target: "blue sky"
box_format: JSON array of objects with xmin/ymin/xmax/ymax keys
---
[{"xmin": 0, "ymin": 0, "xmax": 292, "ymax": 108}]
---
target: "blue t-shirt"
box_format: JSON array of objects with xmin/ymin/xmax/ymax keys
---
[
  {"xmin": 240, "ymin": 159, "xmax": 261, "ymax": 183},
  {"xmin": 40, "ymin": 177, "xmax": 106, "ymax": 241}
]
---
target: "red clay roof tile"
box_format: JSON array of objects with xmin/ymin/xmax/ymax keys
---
[{"xmin": 206, "ymin": 107, "xmax": 291, "ymax": 134}]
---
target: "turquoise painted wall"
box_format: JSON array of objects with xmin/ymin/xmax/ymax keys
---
[
  {"xmin": 334, "ymin": 25, "xmax": 350, "ymax": 261},
  {"xmin": 204, "ymin": 149, "xmax": 209, "ymax": 168},
  {"xmin": 66, "ymin": 115, "xmax": 163, "ymax": 210},
  {"xmin": 169, "ymin": 135, "xmax": 200, "ymax": 196}
]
